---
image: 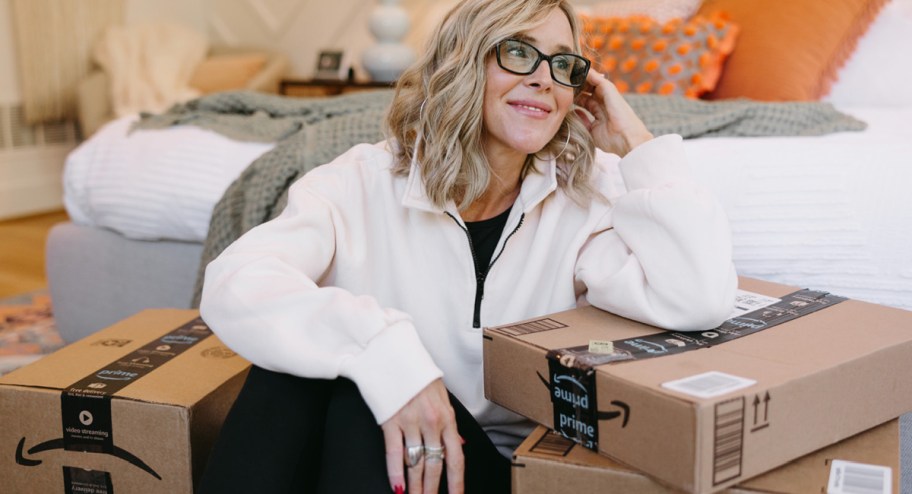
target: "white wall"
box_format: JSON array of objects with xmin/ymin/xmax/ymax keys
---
[
  {"xmin": 124, "ymin": 0, "xmax": 208, "ymax": 34},
  {"xmin": 222, "ymin": 0, "xmax": 606, "ymax": 80},
  {"xmin": 0, "ymin": 0, "xmax": 457, "ymax": 88},
  {"xmin": 204, "ymin": 0, "xmax": 605, "ymax": 80},
  {"xmin": 0, "ymin": 0, "xmax": 71, "ymax": 219},
  {"xmin": 0, "ymin": 0, "xmax": 607, "ymax": 104},
  {"xmin": 205, "ymin": 0, "xmax": 448, "ymax": 80}
]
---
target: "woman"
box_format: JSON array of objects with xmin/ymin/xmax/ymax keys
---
[{"xmin": 198, "ymin": 0, "xmax": 737, "ymax": 492}]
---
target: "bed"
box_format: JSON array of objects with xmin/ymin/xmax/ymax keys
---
[
  {"xmin": 49, "ymin": 96, "xmax": 912, "ymax": 328},
  {"xmin": 46, "ymin": 0, "xmax": 912, "ymax": 489}
]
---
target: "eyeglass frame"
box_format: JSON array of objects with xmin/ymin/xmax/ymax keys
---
[{"xmin": 493, "ymin": 38, "xmax": 591, "ymax": 88}]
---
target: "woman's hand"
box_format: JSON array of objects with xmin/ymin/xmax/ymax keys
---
[
  {"xmin": 574, "ymin": 70, "xmax": 654, "ymax": 157},
  {"xmin": 382, "ymin": 379, "xmax": 464, "ymax": 494}
]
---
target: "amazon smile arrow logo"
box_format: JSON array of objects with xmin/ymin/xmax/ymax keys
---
[
  {"xmin": 538, "ymin": 371, "xmax": 631, "ymax": 427},
  {"xmin": 15, "ymin": 436, "xmax": 162, "ymax": 480}
]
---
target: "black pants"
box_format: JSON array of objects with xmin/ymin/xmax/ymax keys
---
[{"xmin": 198, "ymin": 366, "xmax": 510, "ymax": 493}]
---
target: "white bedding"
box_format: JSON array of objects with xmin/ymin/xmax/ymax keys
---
[
  {"xmin": 684, "ymin": 105, "xmax": 912, "ymax": 310},
  {"xmin": 64, "ymin": 115, "xmax": 274, "ymax": 242},
  {"xmin": 63, "ymin": 105, "xmax": 912, "ymax": 310}
]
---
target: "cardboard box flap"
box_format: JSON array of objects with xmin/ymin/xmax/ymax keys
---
[
  {"xmin": 506, "ymin": 305, "xmax": 660, "ymax": 350},
  {"xmin": 0, "ymin": 309, "xmax": 249, "ymax": 407},
  {"xmin": 601, "ymin": 298, "xmax": 912, "ymax": 399},
  {"xmin": 514, "ymin": 425, "xmax": 629, "ymax": 470}
]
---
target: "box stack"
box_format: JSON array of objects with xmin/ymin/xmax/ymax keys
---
[
  {"xmin": 484, "ymin": 278, "xmax": 911, "ymax": 493},
  {"xmin": 513, "ymin": 421, "xmax": 900, "ymax": 493},
  {"xmin": 0, "ymin": 309, "xmax": 251, "ymax": 494}
]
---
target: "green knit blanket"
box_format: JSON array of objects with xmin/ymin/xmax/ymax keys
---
[{"xmin": 133, "ymin": 90, "xmax": 865, "ymax": 306}]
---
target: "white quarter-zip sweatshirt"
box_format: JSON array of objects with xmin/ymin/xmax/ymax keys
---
[{"xmin": 200, "ymin": 134, "xmax": 738, "ymax": 454}]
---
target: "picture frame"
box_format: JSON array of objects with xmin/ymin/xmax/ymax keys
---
[{"xmin": 314, "ymin": 49, "xmax": 348, "ymax": 80}]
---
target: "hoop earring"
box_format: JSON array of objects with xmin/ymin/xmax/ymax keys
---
[
  {"xmin": 410, "ymin": 99, "xmax": 428, "ymax": 168},
  {"xmin": 555, "ymin": 131, "xmax": 571, "ymax": 160}
]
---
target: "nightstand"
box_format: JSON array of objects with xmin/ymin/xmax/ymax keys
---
[{"xmin": 279, "ymin": 78, "xmax": 394, "ymax": 97}]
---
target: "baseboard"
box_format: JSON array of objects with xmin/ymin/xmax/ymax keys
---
[
  {"xmin": 0, "ymin": 103, "xmax": 77, "ymax": 220},
  {"xmin": 0, "ymin": 145, "xmax": 74, "ymax": 220}
]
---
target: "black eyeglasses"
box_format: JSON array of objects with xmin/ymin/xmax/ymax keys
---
[{"xmin": 494, "ymin": 38, "xmax": 591, "ymax": 88}]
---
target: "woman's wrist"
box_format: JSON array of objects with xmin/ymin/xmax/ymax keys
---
[{"xmin": 623, "ymin": 129, "xmax": 654, "ymax": 155}]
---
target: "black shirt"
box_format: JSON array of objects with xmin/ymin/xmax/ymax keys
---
[{"xmin": 465, "ymin": 206, "xmax": 512, "ymax": 276}]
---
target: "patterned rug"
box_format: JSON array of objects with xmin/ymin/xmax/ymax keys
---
[{"xmin": 0, "ymin": 290, "xmax": 65, "ymax": 375}]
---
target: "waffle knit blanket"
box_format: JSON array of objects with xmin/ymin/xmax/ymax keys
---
[{"xmin": 133, "ymin": 90, "xmax": 865, "ymax": 306}]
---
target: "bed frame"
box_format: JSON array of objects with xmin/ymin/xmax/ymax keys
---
[{"xmin": 46, "ymin": 222, "xmax": 202, "ymax": 343}]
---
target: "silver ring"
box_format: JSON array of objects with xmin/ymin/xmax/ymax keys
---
[
  {"xmin": 404, "ymin": 444, "xmax": 424, "ymax": 468},
  {"xmin": 424, "ymin": 445, "xmax": 445, "ymax": 463}
]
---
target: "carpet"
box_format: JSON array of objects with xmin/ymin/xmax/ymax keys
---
[{"xmin": 0, "ymin": 290, "xmax": 65, "ymax": 375}]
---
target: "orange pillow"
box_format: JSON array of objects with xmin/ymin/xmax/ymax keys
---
[
  {"xmin": 189, "ymin": 53, "xmax": 268, "ymax": 94},
  {"xmin": 697, "ymin": 0, "xmax": 889, "ymax": 101},
  {"xmin": 580, "ymin": 13, "xmax": 738, "ymax": 98}
]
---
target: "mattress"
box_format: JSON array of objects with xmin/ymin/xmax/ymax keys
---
[
  {"xmin": 63, "ymin": 114, "xmax": 275, "ymax": 242},
  {"xmin": 684, "ymin": 104, "xmax": 912, "ymax": 310}
]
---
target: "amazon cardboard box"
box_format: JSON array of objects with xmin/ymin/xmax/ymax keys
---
[
  {"xmin": 0, "ymin": 309, "xmax": 251, "ymax": 494},
  {"xmin": 513, "ymin": 420, "xmax": 899, "ymax": 494},
  {"xmin": 484, "ymin": 277, "xmax": 912, "ymax": 493}
]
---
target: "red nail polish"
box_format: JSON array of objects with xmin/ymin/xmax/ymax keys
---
[
  {"xmin": 460, "ymin": 435, "xmax": 466, "ymax": 445},
  {"xmin": 394, "ymin": 485, "xmax": 405, "ymax": 494}
]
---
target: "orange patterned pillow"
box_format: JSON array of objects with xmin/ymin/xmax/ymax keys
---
[{"xmin": 580, "ymin": 13, "xmax": 738, "ymax": 98}]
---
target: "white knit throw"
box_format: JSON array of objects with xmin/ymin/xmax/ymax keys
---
[
  {"xmin": 93, "ymin": 22, "xmax": 209, "ymax": 117},
  {"xmin": 11, "ymin": 0, "xmax": 123, "ymax": 124}
]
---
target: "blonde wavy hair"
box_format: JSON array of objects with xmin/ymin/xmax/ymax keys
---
[{"xmin": 385, "ymin": 0, "xmax": 598, "ymax": 210}]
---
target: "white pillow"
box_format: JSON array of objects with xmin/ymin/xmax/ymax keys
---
[
  {"xmin": 573, "ymin": 0, "xmax": 702, "ymax": 21},
  {"xmin": 825, "ymin": 0, "xmax": 912, "ymax": 107},
  {"xmin": 64, "ymin": 114, "xmax": 275, "ymax": 242}
]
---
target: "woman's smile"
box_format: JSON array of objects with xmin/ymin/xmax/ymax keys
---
[{"xmin": 508, "ymin": 99, "xmax": 553, "ymax": 119}]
